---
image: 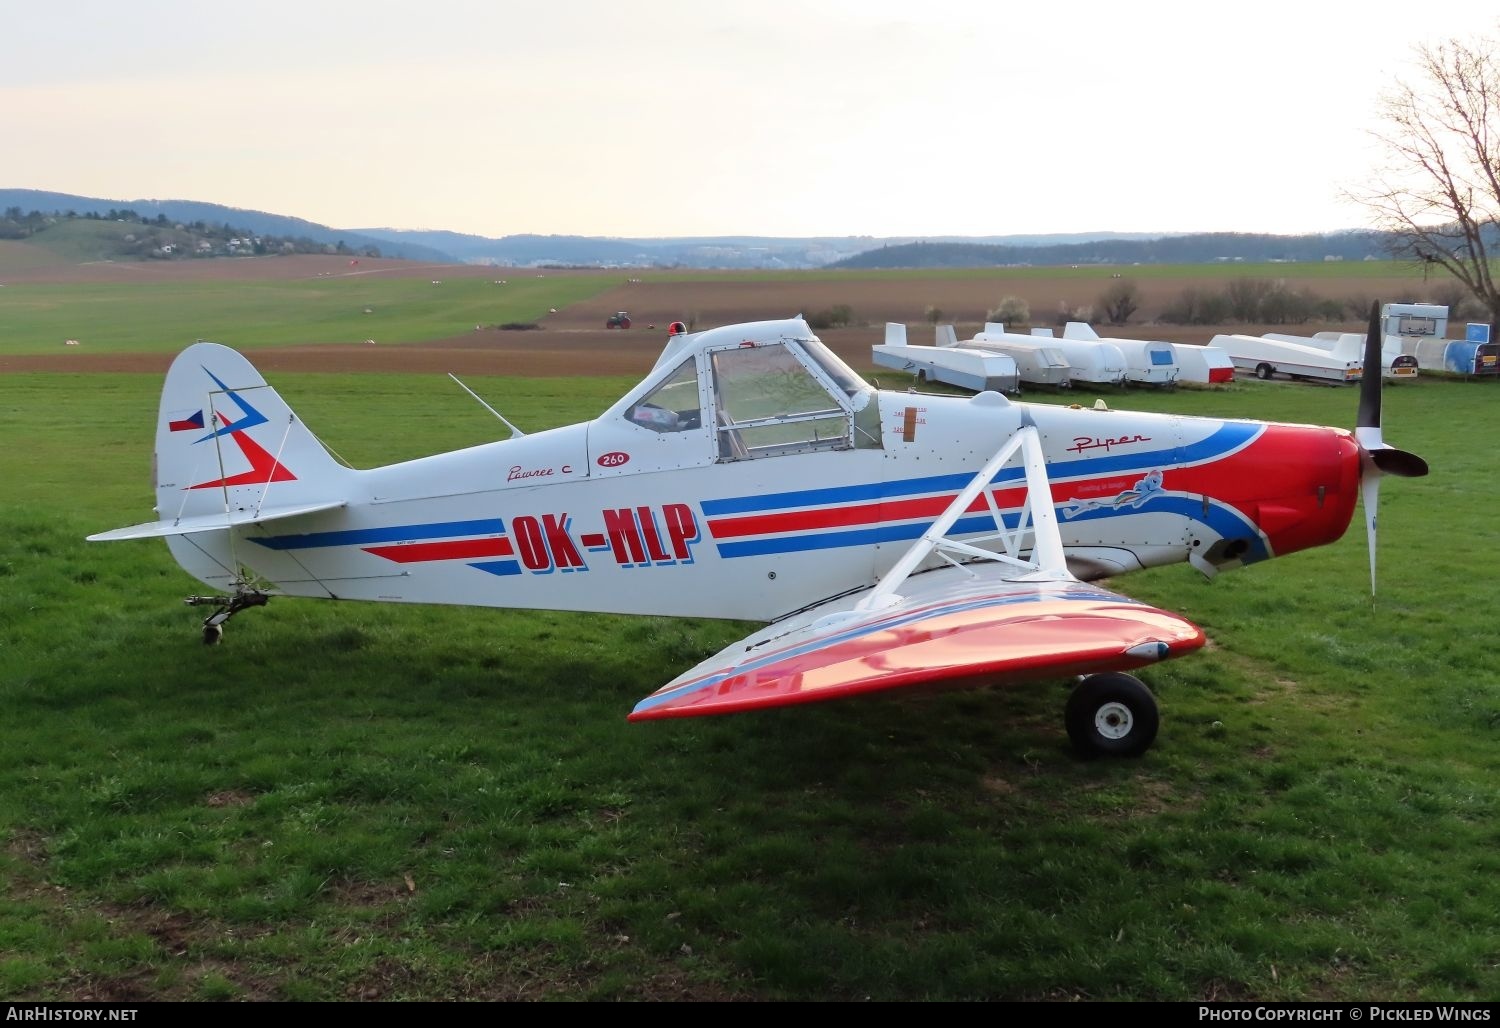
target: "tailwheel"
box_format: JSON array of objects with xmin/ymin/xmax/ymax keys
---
[
  {"xmin": 1065, "ymin": 672, "xmax": 1159, "ymax": 758},
  {"xmin": 185, "ymin": 588, "xmax": 269, "ymax": 645}
]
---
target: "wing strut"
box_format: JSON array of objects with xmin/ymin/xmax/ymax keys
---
[{"xmin": 858, "ymin": 419, "xmax": 1070, "ymax": 613}]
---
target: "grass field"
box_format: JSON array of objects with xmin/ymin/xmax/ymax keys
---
[
  {"xmin": 2, "ymin": 364, "xmax": 1497, "ymax": 1000},
  {"xmin": 0, "ymin": 276, "xmax": 617, "ymax": 355}
]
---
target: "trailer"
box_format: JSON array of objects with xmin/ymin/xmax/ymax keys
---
[
  {"xmin": 1060, "ymin": 323, "xmax": 1179, "ymax": 386},
  {"xmin": 1168, "ymin": 343, "xmax": 1235, "ymax": 384},
  {"xmin": 966, "ymin": 324, "xmax": 1072, "ymax": 388},
  {"xmin": 1403, "ymin": 337, "xmax": 1500, "ymax": 376},
  {"xmin": 1282, "ymin": 332, "xmax": 1418, "ymax": 380},
  {"xmin": 870, "ymin": 323, "xmax": 1020, "ymax": 394},
  {"xmin": 1020, "ymin": 328, "xmax": 1127, "ymax": 386},
  {"xmin": 1376, "ymin": 303, "xmax": 1499, "ymax": 376},
  {"xmin": 1211, "ymin": 333, "xmax": 1362, "ymax": 384}
]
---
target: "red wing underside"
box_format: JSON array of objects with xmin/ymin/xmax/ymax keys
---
[{"xmin": 629, "ymin": 581, "xmax": 1205, "ymax": 721}]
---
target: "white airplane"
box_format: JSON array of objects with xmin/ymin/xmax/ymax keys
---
[{"xmin": 89, "ymin": 308, "xmax": 1425, "ymax": 757}]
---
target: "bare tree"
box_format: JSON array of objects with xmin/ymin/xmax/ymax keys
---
[
  {"xmin": 1097, "ymin": 279, "xmax": 1140, "ymax": 326},
  {"xmin": 1350, "ymin": 26, "xmax": 1500, "ymax": 334}
]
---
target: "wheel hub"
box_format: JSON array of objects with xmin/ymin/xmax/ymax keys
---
[{"xmin": 1094, "ymin": 701, "xmax": 1134, "ymax": 740}]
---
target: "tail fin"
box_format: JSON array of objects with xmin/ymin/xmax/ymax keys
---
[{"xmin": 91, "ymin": 342, "xmax": 351, "ymax": 540}]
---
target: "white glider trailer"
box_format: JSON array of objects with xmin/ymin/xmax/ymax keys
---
[
  {"xmin": 967, "ymin": 324, "xmax": 1072, "ymax": 388},
  {"xmin": 1059, "ymin": 323, "xmax": 1179, "ymax": 386},
  {"xmin": 1168, "ymin": 343, "xmax": 1236, "ymax": 384},
  {"xmin": 1278, "ymin": 331, "xmax": 1419, "ymax": 380},
  {"xmin": 870, "ymin": 323, "xmax": 1021, "ymax": 394},
  {"xmin": 1211, "ymin": 333, "xmax": 1362, "ymax": 385},
  {"xmin": 1013, "ymin": 327, "xmax": 1127, "ymax": 386}
]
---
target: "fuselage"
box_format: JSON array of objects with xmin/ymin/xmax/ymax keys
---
[{"xmin": 168, "ymin": 319, "xmax": 1363, "ymax": 623}]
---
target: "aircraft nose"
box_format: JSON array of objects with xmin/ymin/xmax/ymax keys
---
[{"xmin": 1251, "ymin": 426, "xmax": 1363, "ymax": 559}]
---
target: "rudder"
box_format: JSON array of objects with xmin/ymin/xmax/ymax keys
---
[{"xmin": 153, "ymin": 342, "xmax": 350, "ymax": 526}]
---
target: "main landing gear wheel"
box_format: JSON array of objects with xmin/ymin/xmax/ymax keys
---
[
  {"xmin": 1065, "ymin": 672, "xmax": 1159, "ymax": 758},
  {"xmin": 202, "ymin": 623, "xmax": 224, "ymax": 646},
  {"xmin": 1255, "ymin": 363, "xmax": 1274, "ymax": 380}
]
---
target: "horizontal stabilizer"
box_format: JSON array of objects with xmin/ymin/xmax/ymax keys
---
[{"xmin": 87, "ymin": 500, "xmax": 347, "ymax": 542}]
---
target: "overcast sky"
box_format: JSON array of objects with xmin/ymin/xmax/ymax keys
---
[{"xmin": 4, "ymin": 1, "xmax": 1491, "ymax": 238}]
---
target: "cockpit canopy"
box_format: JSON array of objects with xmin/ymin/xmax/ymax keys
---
[{"xmin": 613, "ymin": 318, "xmax": 881, "ymax": 461}]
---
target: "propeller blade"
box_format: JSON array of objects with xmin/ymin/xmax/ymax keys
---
[
  {"xmin": 1357, "ymin": 301, "xmax": 1383, "ymax": 431},
  {"xmin": 1369, "ymin": 447, "xmax": 1429, "ymax": 478},
  {"xmin": 1362, "ymin": 470, "xmax": 1381, "ymax": 597},
  {"xmin": 1353, "ymin": 299, "xmax": 1428, "ymax": 599}
]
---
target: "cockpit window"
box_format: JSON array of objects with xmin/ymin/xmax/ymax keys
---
[
  {"xmin": 626, "ymin": 358, "xmax": 701, "ymax": 433},
  {"xmin": 711, "ymin": 343, "xmax": 851, "ymax": 460}
]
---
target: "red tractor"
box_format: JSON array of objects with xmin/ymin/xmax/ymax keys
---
[{"xmin": 606, "ymin": 311, "xmax": 631, "ymax": 330}]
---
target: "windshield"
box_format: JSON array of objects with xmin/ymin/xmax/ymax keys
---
[{"xmin": 797, "ymin": 337, "xmax": 873, "ymax": 408}]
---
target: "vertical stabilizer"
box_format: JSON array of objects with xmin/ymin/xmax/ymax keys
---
[{"xmin": 152, "ymin": 342, "xmax": 352, "ymax": 528}]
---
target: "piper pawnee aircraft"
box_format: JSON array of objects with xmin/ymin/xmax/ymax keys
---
[{"xmin": 88, "ymin": 305, "xmax": 1426, "ymax": 757}]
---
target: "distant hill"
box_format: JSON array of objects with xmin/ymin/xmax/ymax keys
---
[
  {"xmin": 830, "ymin": 232, "xmax": 1399, "ymax": 269},
  {"xmin": 354, "ymin": 229, "xmax": 888, "ymax": 268},
  {"xmin": 354, "ymin": 228, "xmax": 1176, "ymax": 270},
  {"xmin": 0, "ymin": 189, "xmax": 457, "ymax": 263},
  {"xmin": 3, "ymin": 188, "xmax": 1434, "ymax": 271}
]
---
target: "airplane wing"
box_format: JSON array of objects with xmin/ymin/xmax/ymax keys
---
[
  {"xmin": 629, "ymin": 565, "xmax": 1203, "ymax": 720},
  {"xmin": 631, "ymin": 416, "xmax": 1205, "ymax": 721},
  {"xmin": 86, "ymin": 500, "xmax": 347, "ymax": 542}
]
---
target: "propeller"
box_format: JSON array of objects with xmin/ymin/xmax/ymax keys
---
[{"xmin": 1354, "ymin": 301, "xmax": 1429, "ymax": 596}]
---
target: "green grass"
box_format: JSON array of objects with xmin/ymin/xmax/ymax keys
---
[
  {"xmin": 0, "ymin": 276, "xmax": 617, "ymax": 355},
  {"xmin": 2, "ymin": 368, "xmax": 1498, "ymax": 1000},
  {"xmin": 0, "ymin": 222, "xmax": 128, "ymax": 270}
]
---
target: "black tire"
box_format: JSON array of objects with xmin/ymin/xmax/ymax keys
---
[
  {"xmin": 202, "ymin": 623, "xmax": 223, "ymax": 646},
  {"xmin": 1255, "ymin": 363, "xmax": 1274, "ymax": 381},
  {"xmin": 1065, "ymin": 672, "xmax": 1159, "ymax": 758},
  {"xmin": 915, "ymin": 370, "xmax": 927, "ymax": 383}
]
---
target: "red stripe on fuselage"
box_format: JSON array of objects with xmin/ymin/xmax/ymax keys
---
[
  {"xmin": 363, "ymin": 538, "xmax": 514, "ymax": 563},
  {"xmin": 708, "ymin": 494, "xmax": 993, "ymax": 539}
]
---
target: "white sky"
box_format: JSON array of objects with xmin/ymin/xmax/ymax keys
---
[{"xmin": 3, "ymin": 1, "xmax": 1492, "ymax": 238}]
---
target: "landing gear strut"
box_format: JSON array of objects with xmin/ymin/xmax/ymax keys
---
[
  {"xmin": 1065, "ymin": 672, "xmax": 1159, "ymax": 758},
  {"xmin": 185, "ymin": 589, "xmax": 269, "ymax": 645}
]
